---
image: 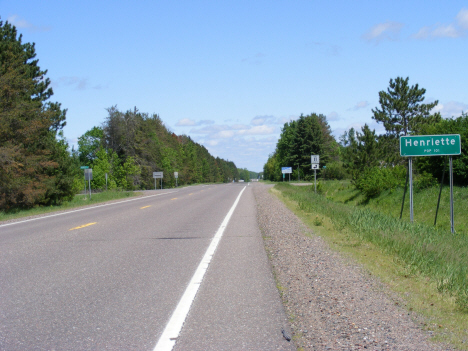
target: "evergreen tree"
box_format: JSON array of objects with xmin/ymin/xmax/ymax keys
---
[
  {"xmin": 372, "ymin": 77, "xmax": 441, "ymax": 163},
  {"xmin": 0, "ymin": 19, "xmax": 74, "ymax": 209}
]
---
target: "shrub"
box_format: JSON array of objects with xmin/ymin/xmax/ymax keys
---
[
  {"xmin": 321, "ymin": 162, "xmax": 349, "ymax": 180},
  {"xmin": 354, "ymin": 165, "xmax": 406, "ymax": 198}
]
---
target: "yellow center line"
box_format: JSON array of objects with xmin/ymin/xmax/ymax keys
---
[
  {"xmin": 69, "ymin": 222, "xmax": 97, "ymax": 231},
  {"xmin": 140, "ymin": 205, "xmax": 151, "ymax": 209},
  {"xmin": 189, "ymin": 193, "xmax": 193, "ymax": 196},
  {"xmin": 171, "ymin": 198, "xmax": 178, "ymax": 200}
]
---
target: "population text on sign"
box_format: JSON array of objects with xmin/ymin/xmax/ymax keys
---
[{"xmin": 400, "ymin": 134, "xmax": 461, "ymax": 157}]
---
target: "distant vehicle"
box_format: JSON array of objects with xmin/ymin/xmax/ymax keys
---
[{"xmin": 239, "ymin": 179, "xmax": 245, "ymax": 182}]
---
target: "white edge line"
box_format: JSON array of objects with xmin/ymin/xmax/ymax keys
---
[
  {"xmin": 0, "ymin": 190, "xmax": 178, "ymax": 228},
  {"xmin": 153, "ymin": 186, "xmax": 247, "ymax": 351}
]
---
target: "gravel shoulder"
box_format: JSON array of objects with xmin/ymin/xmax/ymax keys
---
[{"xmin": 254, "ymin": 183, "xmax": 456, "ymax": 351}]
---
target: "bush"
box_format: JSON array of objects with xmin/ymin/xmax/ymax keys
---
[
  {"xmin": 354, "ymin": 165, "xmax": 406, "ymax": 198},
  {"xmin": 414, "ymin": 171, "xmax": 437, "ymax": 191},
  {"xmin": 321, "ymin": 162, "xmax": 348, "ymax": 180}
]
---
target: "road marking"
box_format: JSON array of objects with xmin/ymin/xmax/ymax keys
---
[
  {"xmin": 69, "ymin": 222, "xmax": 97, "ymax": 231},
  {"xmin": 153, "ymin": 186, "xmax": 246, "ymax": 351},
  {"xmin": 140, "ymin": 205, "xmax": 151, "ymax": 209},
  {"xmin": 188, "ymin": 193, "xmax": 193, "ymax": 196},
  {"xmin": 0, "ymin": 191, "xmax": 178, "ymax": 228},
  {"xmin": 171, "ymin": 198, "xmax": 177, "ymax": 200}
]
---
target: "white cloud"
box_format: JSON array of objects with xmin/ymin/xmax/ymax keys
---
[
  {"xmin": 176, "ymin": 118, "xmax": 197, "ymax": 126},
  {"xmin": 432, "ymin": 24, "xmax": 460, "ymax": 38},
  {"xmin": 309, "ymin": 41, "xmax": 341, "ymax": 56},
  {"xmin": 327, "ymin": 111, "xmax": 341, "ymax": 121},
  {"xmin": 457, "ymin": 8, "xmax": 468, "ymax": 29},
  {"xmin": 238, "ymin": 125, "xmax": 275, "ymax": 135},
  {"xmin": 413, "ymin": 8, "xmax": 468, "ymax": 39},
  {"xmin": 176, "ymin": 118, "xmax": 214, "ymax": 127},
  {"xmin": 433, "ymin": 101, "xmax": 468, "ymax": 118},
  {"xmin": 251, "ymin": 115, "xmax": 276, "ymax": 126},
  {"xmin": 7, "ymin": 15, "xmax": 50, "ymax": 32},
  {"xmin": 53, "ymin": 77, "xmax": 93, "ymax": 90},
  {"xmin": 231, "ymin": 124, "xmax": 249, "ymax": 130},
  {"xmin": 214, "ymin": 130, "xmax": 235, "ymax": 138},
  {"xmin": 347, "ymin": 101, "xmax": 369, "ymax": 111},
  {"xmin": 362, "ymin": 21, "xmax": 404, "ymax": 43}
]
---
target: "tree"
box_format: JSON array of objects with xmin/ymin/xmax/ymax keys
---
[
  {"xmin": 372, "ymin": 77, "xmax": 440, "ymax": 137},
  {"xmin": 417, "ymin": 113, "xmax": 468, "ymax": 185},
  {"xmin": 0, "ymin": 19, "xmax": 75, "ymax": 209},
  {"xmin": 78, "ymin": 126, "xmax": 104, "ymax": 164},
  {"xmin": 273, "ymin": 113, "xmax": 337, "ymax": 180}
]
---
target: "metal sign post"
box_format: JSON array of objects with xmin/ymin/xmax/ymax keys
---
[
  {"xmin": 311, "ymin": 156, "xmax": 320, "ymax": 193},
  {"xmin": 80, "ymin": 166, "xmax": 89, "ymax": 195},
  {"xmin": 281, "ymin": 167, "xmax": 292, "ymax": 182},
  {"xmin": 153, "ymin": 172, "xmax": 163, "ymax": 189},
  {"xmin": 409, "ymin": 157, "xmax": 413, "ymax": 223},
  {"xmin": 311, "ymin": 164, "xmax": 319, "ymax": 192},
  {"xmin": 84, "ymin": 169, "xmax": 93, "ymax": 199},
  {"xmin": 174, "ymin": 172, "xmax": 178, "ymax": 187},
  {"xmin": 450, "ymin": 156, "xmax": 454, "ymax": 233}
]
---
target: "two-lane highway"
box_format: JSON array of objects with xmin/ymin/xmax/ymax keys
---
[{"xmin": 0, "ymin": 183, "xmax": 293, "ymax": 350}]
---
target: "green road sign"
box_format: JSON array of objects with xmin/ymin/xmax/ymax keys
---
[
  {"xmin": 80, "ymin": 166, "xmax": 89, "ymax": 169},
  {"xmin": 400, "ymin": 134, "xmax": 461, "ymax": 157}
]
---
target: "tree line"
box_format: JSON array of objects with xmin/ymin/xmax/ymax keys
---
[
  {"xmin": 77, "ymin": 106, "xmax": 239, "ymax": 191},
  {"xmin": 264, "ymin": 77, "xmax": 468, "ymax": 197},
  {"xmin": 0, "ymin": 19, "xmax": 239, "ymax": 211}
]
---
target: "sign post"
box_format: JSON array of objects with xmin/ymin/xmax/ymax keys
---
[
  {"xmin": 281, "ymin": 167, "xmax": 292, "ymax": 182},
  {"xmin": 153, "ymin": 172, "xmax": 163, "ymax": 189},
  {"xmin": 174, "ymin": 172, "xmax": 178, "ymax": 187},
  {"xmin": 311, "ymin": 155, "xmax": 320, "ymax": 193},
  {"xmin": 84, "ymin": 169, "xmax": 93, "ymax": 199},
  {"xmin": 80, "ymin": 166, "xmax": 89, "ymax": 194},
  {"xmin": 400, "ymin": 134, "xmax": 461, "ymax": 233}
]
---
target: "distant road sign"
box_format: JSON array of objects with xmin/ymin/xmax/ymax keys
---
[
  {"xmin": 80, "ymin": 166, "xmax": 89, "ymax": 169},
  {"xmin": 281, "ymin": 167, "xmax": 292, "ymax": 174},
  {"xmin": 84, "ymin": 168, "xmax": 93, "ymax": 180},
  {"xmin": 311, "ymin": 164, "xmax": 319, "ymax": 170},
  {"xmin": 400, "ymin": 134, "xmax": 461, "ymax": 156},
  {"xmin": 174, "ymin": 172, "xmax": 178, "ymax": 178},
  {"xmin": 153, "ymin": 172, "xmax": 163, "ymax": 179},
  {"xmin": 311, "ymin": 155, "xmax": 320, "ymax": 164}
]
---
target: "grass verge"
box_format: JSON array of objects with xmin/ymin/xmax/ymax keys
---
[
  {"xmin": 0, "ymin": 190, "xmax": 141, "ymax": 222},
  {"xmin": 272, "ymin": 182, "xmax": 468, "ymax": 349}
]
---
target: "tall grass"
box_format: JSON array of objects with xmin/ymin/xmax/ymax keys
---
[{"xmin": 276, "ymin": 182, "xmax": 468, "ymax": 311}]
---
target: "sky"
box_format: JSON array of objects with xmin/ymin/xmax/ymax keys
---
[{"xmin": 2, "ymin": 1, "xmax": 468, "ymax": 172}]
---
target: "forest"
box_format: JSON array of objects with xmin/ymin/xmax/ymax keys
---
[
  {"xmin": 76, "ymin": 106, "xmax": 239, "ymax": 192},
  {"xmin": 264, "ymin": 77, "xmax": 468, "ymax": 198},
  {"xmin": 0, "ymin": 19, "xmax": 239, "ymax": 211}
]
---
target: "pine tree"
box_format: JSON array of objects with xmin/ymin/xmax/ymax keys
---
[{"xmin": 0, "ymin": 19, "xmax": 74, "ymax": 209}]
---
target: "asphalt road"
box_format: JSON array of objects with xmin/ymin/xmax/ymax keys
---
[{"xmin": 0, "ymin": 183, "xmax": 293, "ymax": 350}]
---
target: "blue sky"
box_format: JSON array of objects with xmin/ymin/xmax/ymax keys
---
[{"xmin": 3, "ymin": 1, "xmax": 468, "ymax": 172}]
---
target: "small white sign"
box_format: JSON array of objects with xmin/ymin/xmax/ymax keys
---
[
  {"xmin": 311, "ymin": 164, "xmax": 319, "ymax": 170},
  {"xmin": 174, "ymin": 172, "xmax": 178, "ymax": 178},
  {"xmin": 311, "ymin": 155, "xmax": 320, "ymax": 164},
  {"xmin": 153, "ymin": 172, "xmax": 163, "ymax": 178}
]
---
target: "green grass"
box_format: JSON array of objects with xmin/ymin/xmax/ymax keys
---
[
  {"xmin": 318, "ymin": 179, "xmax": 468, "ymax": 234},
  {"xmin": 0, "ymin": 190, "xmax": 140, "ymax": 222},
  {"xmin": 273, "ymin": 181, "xmax": 468, "ymax": 348}
]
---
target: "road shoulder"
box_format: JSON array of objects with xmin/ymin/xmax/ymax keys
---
[{"xmin": 254, "ymin": 184, "xmax": 456, "ymax": 350}]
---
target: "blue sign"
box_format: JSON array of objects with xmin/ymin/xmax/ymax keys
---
[{"xmin": 281, "ymin": 167, "xmax": 292, "ymax": 174}]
